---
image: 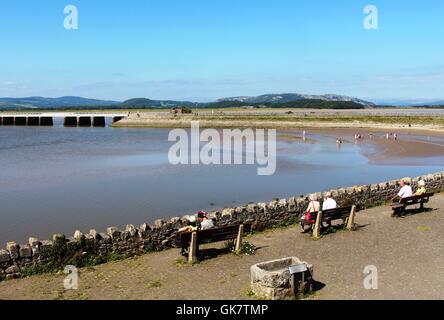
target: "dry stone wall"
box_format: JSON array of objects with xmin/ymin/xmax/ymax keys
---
[{"xmin": 1, "ymin": 171, "xmax": 443, "ymax": 281}]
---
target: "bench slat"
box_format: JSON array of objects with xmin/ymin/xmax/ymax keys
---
[
  {"xmin": 304, "ymin": 206, "xmax": 353, "ymax": 225},
  {"xmin": 175, "ymin": 223, "xmax": 252, "ymax": 247}
]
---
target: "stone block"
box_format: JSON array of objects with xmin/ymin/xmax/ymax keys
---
[
  {"xmin": 73, "ymin": 230, "xmax": 84, "ymax": 240},
  {"xmin": 235, "ymin": 206, "xmax": 244, "ymax": 214},
  {"xmin": 19, "ymin": 245, "xmax": 32, "ymax": 258},
  {"xmin": 251, "ymin": 257, "xmax": 313, "ymax": 300},
  {"xmin": 28, "ymin": 237, "xmax": 40, "ymax": 248},
  {"xmin": 5, "ymin": 265, "xmax": 19, "ymax": 274},
  {"xmin": 89, "ymin": 229, "xmax": 99, "ymax": 239},
  {"xmin": 139, "ymin": 223, "xmax": 150, "ymax": 233},
  {"xmin": 125, "ymin": 224, "xmax": 137, "ymax": 237},
  {"xmin": 107, "ymin": 227, "xmax": 121, "ymax": 239},
  {"xmin": 154, "ymin": 219, "xmax": 165, "ymax": 228},
  {"xmin": 6, "ymin": 242, "xmax": 19, "ymax": 260},
  {"xmin": 379, "ymin": 182, "xmax": 388, "ymax": 189},
  {"xmin": 40, "ymin": 240, "xmax": 53, "ymax": 250},
  {"xmin": 170, "ymin": 217, "xmax": 180, "ymax": 224},
  {"xmin": 278, "ymin": 199, "xmax": 287, "ymax": 207},
  {"xmin": 52, "ymin": 233, "xmax": 65, "ymax": 241},
  {"xmin": 221, "ymin": 208, "xmax": 235, "ymax": 218},
  {"xmin": 207, "ymin": 211, "xmax": 218, "ymax": 220},
  {"xmin": 84, "ymin": 234, "xmax": 95, "ymax": 244},
  {"xmin": 99, "ymin": 233, "xmax": 111, "ymax": 244},
  {"xmin": 0, "ymin": 249, "xmax": 10, "ymax": 263}
]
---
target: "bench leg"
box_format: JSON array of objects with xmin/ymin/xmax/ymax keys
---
[
  {"xmin": 392, "ymin": 207, "xmax": 404, "ymax": 217},
  {"xmin": 346, "ymin": 205, "xmax": 357, "ymax": 230},
  {"xmin": 235, "ymin": 224, "xmax": 244, "ymax": 253},
  {"xmin": 188, "ymin": 232, "xmax": 198, "ymax": 263},
  {"xmin": 313, "ymin": 211, "xmax": 323, "ymax": 239}
]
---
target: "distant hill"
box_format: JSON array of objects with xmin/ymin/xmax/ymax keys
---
[
  {"xmin": 219, "ymin": 93, "xmax": 374, "ymax": 106},
  {"xmin": 119, "ymin": 98, "xmax": 196, "ymax": 108},
  {"xmin": 369, "ymin": 98, "xmax": 444, "ymax": 107},
  {"xmin": 413, "ymin": 100, "xmax": 444, "ymax": 107},
  {"xmin": 0, "ymin": 92, "xmax": 374, "ymax": 110},
  {"xmin": 203, "ymin": 99, "xmax": 365, "ymax": 109},
  {"xmin": 0, "ymin": 96, "xmax": 120, "ymax": 109}
]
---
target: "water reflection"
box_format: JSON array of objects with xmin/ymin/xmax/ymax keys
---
[{"xmin": 0, "ymin": 126, "xmax": 443, "ymax": 244}]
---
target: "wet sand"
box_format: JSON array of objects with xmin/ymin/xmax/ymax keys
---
[
  {"xmin": 2, "ymin": 124, "xmax": 444, "ymax": 245},
  {"xmin": 304, "ymin": 127, "xmax": 444, "ymax": 164},
  {"xmin": 114, "ymin": 109, "xmax": 444, "ymax": 134}
]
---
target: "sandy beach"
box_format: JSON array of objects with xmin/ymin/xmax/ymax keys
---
[
  {"xmin": 113, "ymin": 110, "xmax": 444, "ymax": 165},
  {"xmin": 305, "ymin": 127, "xmax": 444, "ymax": 164}
]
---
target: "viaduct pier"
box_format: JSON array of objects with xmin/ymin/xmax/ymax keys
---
[{"xmin": 0, "ymin": 112, "xmax": 127, "ymax": 127}]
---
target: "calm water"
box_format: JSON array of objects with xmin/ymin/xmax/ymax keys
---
[{"xmin": 0, "ymin": 125, "xmax": 443, "ymax": 245}]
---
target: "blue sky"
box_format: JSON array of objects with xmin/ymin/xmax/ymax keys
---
[{"xmin": 0, "ymin": 0, "xmax": 443, "ymax": 102}]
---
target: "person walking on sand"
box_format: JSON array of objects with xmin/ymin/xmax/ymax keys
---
[{"xmin": 300, "ymin": 194, "xmax": 320, "ymax": 232}]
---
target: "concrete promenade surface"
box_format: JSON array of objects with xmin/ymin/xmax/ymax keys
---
[{"xmin": 1, "ymin": 194, "xmax": 444, "ymax": 300}]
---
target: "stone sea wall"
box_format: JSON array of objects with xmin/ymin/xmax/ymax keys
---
[{"xmin": 1, "ymin": 172, "xmax": 443, "ymax": 281}]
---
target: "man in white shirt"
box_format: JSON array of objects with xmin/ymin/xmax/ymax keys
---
[
  {"xmin": 321, "ymin": 192, "xmax": 337, "ymax": 228},
  {"xmin": 395, "ymin": 179, "xmax": 413, "ymax": 200},
  {"xmin": 322, "ymin": 192, "xmax": 337, "ymax": 211}
]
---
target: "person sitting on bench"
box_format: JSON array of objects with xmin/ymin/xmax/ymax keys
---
[
  {"xmin": 392, "ymin": 179, "xmax": 413, "ymax": 203},
  {"xmin": 322, "ymin": 192, "xmax": 337, "ymax": 228},
  {"xmin": 322, "ymin": 192, "xmax": 337, "ymax": 210},
  {"xmin": 178, "ymin": 216, "xmax": 198, "ymax": 256},
  {"xmin": 415, "ymin": 180, "xmax": 427, "ymax": 195},
  {"xmin": 300, "ymin": 194, "xmax": 320, "ymax": 232},
  {"xmin": 198, "ymin": 211, "xmax": 215, "ymax": 230}
]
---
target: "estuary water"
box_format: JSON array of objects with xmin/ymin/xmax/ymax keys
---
[{"xmin": 0, "ymin": 125, "xmax": 443, "ymax": 244}]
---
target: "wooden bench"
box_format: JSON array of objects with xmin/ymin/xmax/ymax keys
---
[
  {"xmin": 391, "ymin": 193, "xmax": 434, "ymax": 216},
  {"xmin": 302, "ymin": 206, "xmax": 357, "ymax": 238},
  {"xmin": 174, "ymin": 223, "xmax": 252, "ymax": 263}
]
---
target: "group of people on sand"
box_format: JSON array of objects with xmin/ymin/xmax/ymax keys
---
[
  {"xmin": 386, "ymin": 132, "xmax": 398, "ymax": 140},
  {"xmin": 333, "ymin": 131, "xmax": 399, "ymax": 145}
]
